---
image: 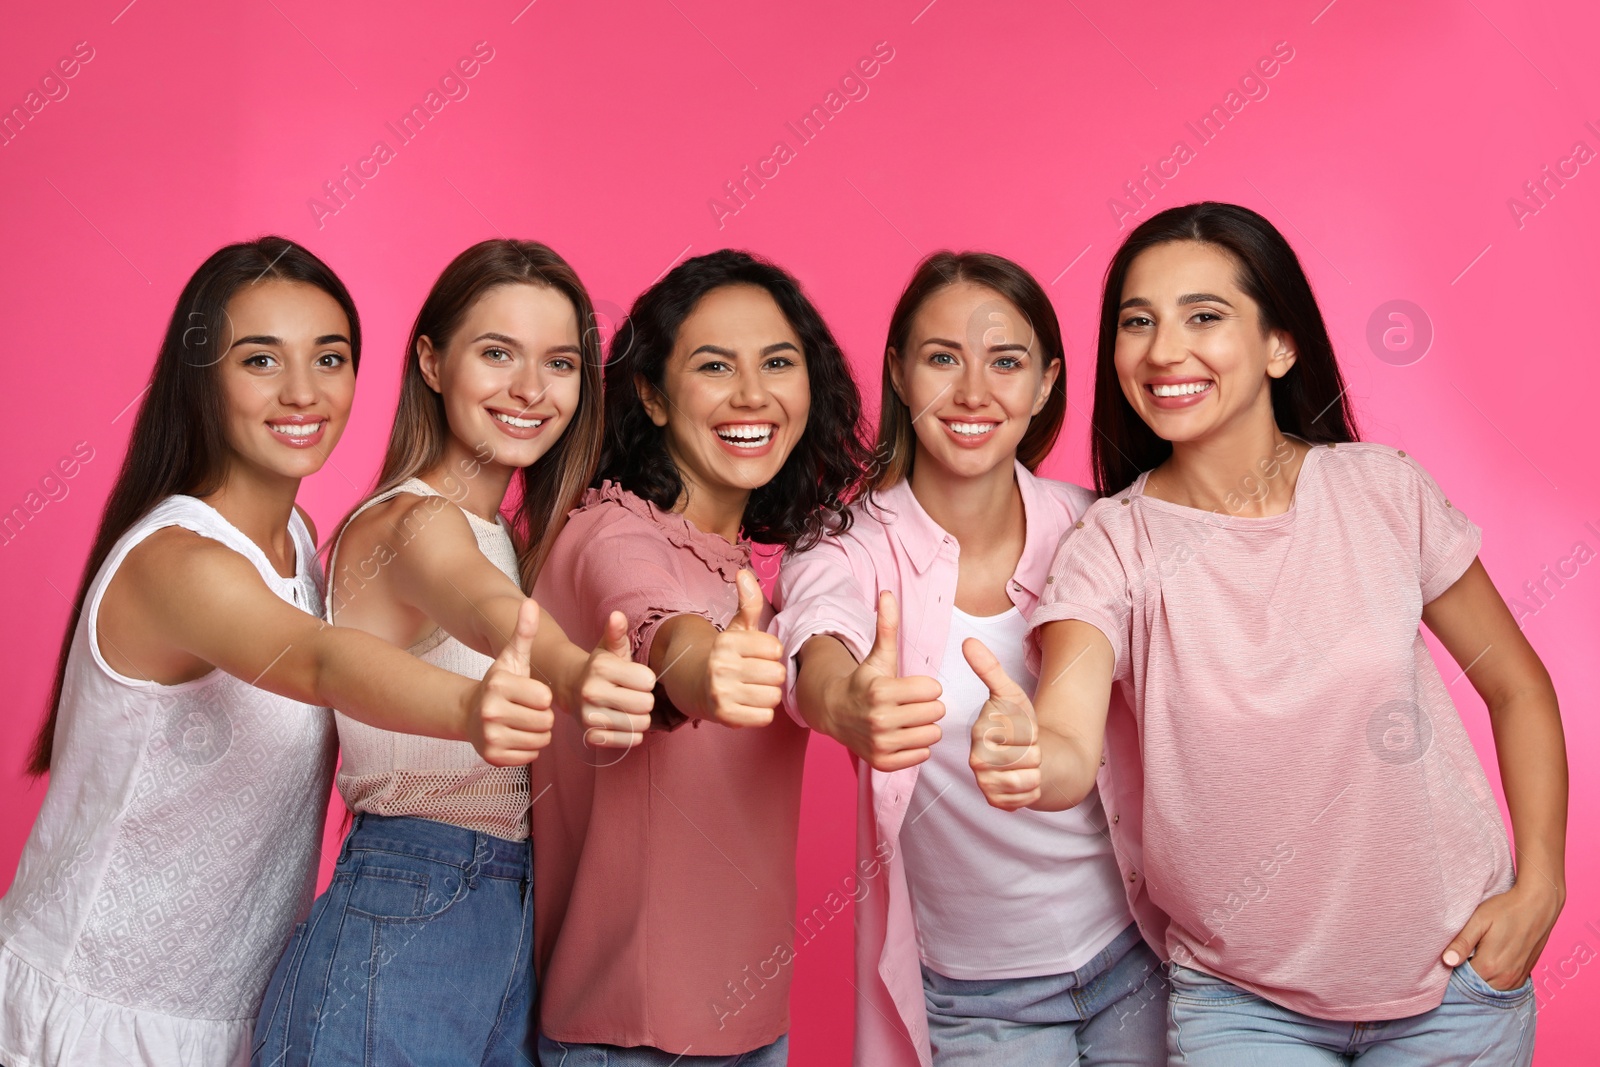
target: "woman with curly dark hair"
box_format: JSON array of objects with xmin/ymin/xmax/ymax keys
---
[{"xmin": 530, "ymin": 249, "xmax": 868, "ymax": 1066}]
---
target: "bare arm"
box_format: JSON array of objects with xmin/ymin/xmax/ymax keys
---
[
  {"xmin": 794, "ymin": 592, "xmax": 944, "ymax": 770},
  {"xmin": 968, "ymin": 618, "xmax": 1114, "ymax": 813},
  {"xmin": 649, "ymin": 570, "xmax": 785, "ymax": 728},
  {"xmin": 1426, "ymin": 558, "xmax": 1567, "ymax": 988}
]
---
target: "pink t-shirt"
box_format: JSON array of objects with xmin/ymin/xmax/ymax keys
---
[
  {"xmin": 531, "ymin": 482, "xmax": 809, "ymax": 1056},
  {"xmin": 1030, "ymin": 442, "xmax": 1514, "ymax": 1022}
]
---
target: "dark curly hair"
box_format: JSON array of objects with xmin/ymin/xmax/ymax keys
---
[{"xmin": 595, "ymin": 249, "xmax": 868, "ymax": 549}]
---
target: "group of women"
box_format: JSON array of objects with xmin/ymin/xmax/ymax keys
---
[{"xmin": 0, "ymin": 201, "xmax": 1567, "ymax": 1067}]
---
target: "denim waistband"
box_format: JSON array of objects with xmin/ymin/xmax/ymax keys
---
[{"xmin": 344, "ymin": 812, "xmax": 530, "ymax": 880}]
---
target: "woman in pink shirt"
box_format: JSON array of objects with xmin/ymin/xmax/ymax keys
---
[
  {"xmin": 531, "ymin": 249, "xmax": 869, "ymax": 1066},
  {"xmin": 971, "ymin": 202, "xmax": 1566, "ymax": 1065},
  {"xmin": 774, "ymin": 251, "xmax": 1167, "ymax": 1066}
]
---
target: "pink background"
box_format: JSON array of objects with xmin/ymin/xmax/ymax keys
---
[{"xmin": 3, "ymin": 1, "xmax": 1597, "ymax": 1061}]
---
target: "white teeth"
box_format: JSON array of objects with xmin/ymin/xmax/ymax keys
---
[
  {"xmin": 716, "ymin": 424, "xmax": 774, "ymax": 446},
  {"xmin": 270, "ymin": 422, "xmax": 321, "ymax": 437},
  {"xmin": 493, "ymin": 412, "xmax": 543, "ymax": 428},
  {"xmin": 1151, "ymin": 382, "xmax": 1213, "ymax": 397},
  {"xmin": 947, "ymin": 421, "xmax": 995, "ymax": 436}
]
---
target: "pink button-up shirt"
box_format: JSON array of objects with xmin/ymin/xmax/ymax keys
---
[{"xmin": 773, "ymin": 463, "xmax": 1170, "ymax": 1067}]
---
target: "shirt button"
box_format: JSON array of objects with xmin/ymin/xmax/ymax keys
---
[
  {"xmin": 1397, "ymin": 450, "xmax": 1407, "ymax": 457},
  {"xmin": 1328, "ymin": 442, "xmax": 1338, "ymax": 449},
  {"xmin": 1112, "ymin": 813, "xmax": 1120, "ymax": 824},
  {"xmin": 1445, "ymin": 500, "xmax": 1454, "ymax": 508},
  {"xmin": 1074, "ymin": 520, "xmax": 1084, "ymax": 529},
  {"xmin": 1045, "ymin": 576, "xmax": 1055, "ymax": 584},
  {"xmin": 1128, "ymin": 871, "xmax": 1139, "ymax": 882},
  {"xmin": 1120, "ymin": 499, "xmax": 1130, "ymax": 506},
  {"xmin": 1099, "ymin": 755, "xmax": 1107, "ymax": 766}
]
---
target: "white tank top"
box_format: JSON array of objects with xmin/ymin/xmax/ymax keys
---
[
  {"xmin": 327, "ymin": 476, "xmax": 532, "ymax": 841},
  {"xmin": 0, "ymin": 495, "xmax": 336, "ymax": 1066}
]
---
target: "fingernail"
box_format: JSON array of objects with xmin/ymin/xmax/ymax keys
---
[{"xmin": 1443, "ymin": 950, "xmax": 1460, "ymax": 966}]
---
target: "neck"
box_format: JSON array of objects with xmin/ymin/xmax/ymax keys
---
[
  {"xmin": 426, "ymin": 437, "xmax": 516, "ymax": 523},
  {"xmin": 1158, "ymin": 404, "xmax": 1302, "ymax": 516},
  {"xmin": 908, "ymin": 449, "xmax": 1023, "ymax": 550},
  {"xmin": 673, "ymin": 465, "xmax": 751, "ymax": 544},
  {"xmin": 199, "ymin": 460, "xmax": 301, "ymax": 560}
]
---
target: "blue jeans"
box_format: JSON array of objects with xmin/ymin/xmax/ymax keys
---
[
  {"xmin": 920, "ymin": 923, "xmax": 1168, "ymax": 1066},
  {"xmin": 536, "ymin": 1034, "xmax": 787, "ymax": 1066},
  {"xmin": 1165, "ymin": 959, "xmax": 1536, "ymax": 1065},
  {"xmin": 251, "ymin": 813, "xmax": 536, "ymax": 1067}
]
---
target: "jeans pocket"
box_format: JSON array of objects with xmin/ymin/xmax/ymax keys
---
[
  {"xmin": 1167, "ymin": 963, "xmax": 1257, "ymax": 1005},
  {"xmin": 345, "ymin": 858, "xmax": 466, "ymax": 922},
  {"xmin": 1452, "ymin": 959, "xmax": 1534, "ymax": 1007}
]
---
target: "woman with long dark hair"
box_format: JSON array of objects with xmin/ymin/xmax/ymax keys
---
[
  {"xmin": 970, "ymin": 202, "xmax": 1566, "ymax": 1064},
  {"xmin": 0, "ymin": 238, "xmax": 558, "ymax": 1067},
  {"xmin": 251, "ymin": 240, "xmax": 656, "ymax": 1066},
  {"xmin": 530, "ymin": 249, "xmax": 869, "ymax": 1066},
  {"xmin": 776, "ymin": 250, "xmax": 1168, "ymax": 1066}
]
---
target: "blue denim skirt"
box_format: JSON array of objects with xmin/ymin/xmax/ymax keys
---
[{"xmin": 251, "ymin": 813, "xmax": 535, "ymax": 1067}]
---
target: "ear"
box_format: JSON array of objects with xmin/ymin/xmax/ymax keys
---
[
  {"xmin": 1033, "ymin": 357, "xmax": 1062, "ymax": 416},
  {"xmin": 417, "ymin": 336, "xmax": 443, "ymax": 393},
  {"xmin": 886, "ymin": 348, "xmax": 908, "ymax": 405},
  {"xmin": 1265, "ymin": 331, "xmax": 1297, "ymax": 380},
  {"xmin": 635, "ymin": 373, "xmax": 670, "ymax": 428}
]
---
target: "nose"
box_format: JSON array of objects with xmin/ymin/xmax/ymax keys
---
[
  {"xmin": 952, "ymin": 359, "xmax": 990, "ymax": 409},
  {"xmin": 730, "ymin": 360, "xmax": 770, "ymax": 408},
  {"xmin": 1148, "ymin": 319, "xmax": 1188, "ymax": 368},
  {"xmin": 509, "ymin": 361, "xmax": 550, "ymax": 411},
  {"xmin": 278, "ymin": 359, "xmax": 317, "ymax": 408}
]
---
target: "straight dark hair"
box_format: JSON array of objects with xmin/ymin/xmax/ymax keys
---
[
  {"xmin": 873, "ymin": 250, "xmax": 1068, "ymax": 489},
  {"xmin": 595, "ymin": 248, "xmax": 868, "ymax": 550},
  {"xmin": 335, "ymin": 239, "xmax": 603, "ymax": 589},
  {"xmin": 29, "ymin": 237, "xmax": 361, "ymax": 775},
  {"xmin": 1091, "ymin": 201, "xmax": 1359, "ymax": 495}
]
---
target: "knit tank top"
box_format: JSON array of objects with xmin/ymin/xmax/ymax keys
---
[{"xmin": 327, "ymin": 476, "xmax": 532, "ymax": 840}]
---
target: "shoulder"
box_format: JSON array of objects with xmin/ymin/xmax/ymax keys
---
[
  {"xmin": 341, "ymin": 491, "xmax": 472, "ymax": 565},
  {"xmin": 1311, "ymin": 441, "xmax": 1439, "ymax": 497},
  {"xmin": 117, "ymin": 522, "xmax": 261, "ymax": 602},
  {"xmin": 1028, "ymin": 472, "xmax": 1098, "ymax": 525}
]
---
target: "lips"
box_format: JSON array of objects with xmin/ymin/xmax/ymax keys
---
[
  {"xmin": 267, "ymin": 416, "xmax": 327, "ymax": 448},
  {"xmin": 712, "ymin": 421, "xmax": 778, "ymax": 459},
  {"xmin": 1144, "ymin": 378, "xmax": 1214, "ymax": 410},
  {"xmin": 938, "ymin": 417, "xmax": 1000, "ymax": 448},
  {"xmin": 488, "ymin": 407, "xmax": 551, "ymax": 439}
]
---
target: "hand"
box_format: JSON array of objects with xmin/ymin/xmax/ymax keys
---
[
  {"xmin": 965, "ymin": 637, "xmax": 1041, "ymax": 811},
  {"xmin": 1441, "ymin": 881, "xmax": 1565, "ymax": 990},
  {"xmin": 701, "ymin": 569, "xmax": 786, "ymax": 728},
  {"xmin": 574, "ymin": 610, "xmax": 657, "ymax": 748},
  {"xmin": 823, "ymin": 590, "xmax": 944, "ymax": 771},
  {"xmin": 463, "ymin": 597, "xmax": 557, "ymax": 765}
]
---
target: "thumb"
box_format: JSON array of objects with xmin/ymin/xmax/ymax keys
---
[
  {"xmin": 599, "ymin": 609, "xmax": 631, "ymax": 660},
  {"xmin": 862, "ymin": 589, "xmax": 899, "ymax": 674},
  {"xmin": 1442, "ymin": 909, "xmax": 1491, "ymax": 968},
  {"xmin": 963, "ymin": 637, "xmax": 1028, "ymax": 707},
  {"xmin": 493, "ymin": 598, "xmax": 541, "ymax": 678},
  {"xmin": 728, "ymin": 569, "xmax": 764, "ymax": 631}
]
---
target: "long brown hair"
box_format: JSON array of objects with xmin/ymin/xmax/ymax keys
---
[
  {"xmin": 343, "ymin": 239, "xmax": 603, "ymax": 589},
  {"xmin": 28, "ymin": 236, "xmax": 361, "ymax": 775},
  {"xmin": 1090, "ymin": 202, "xmax": 1359, "ymax": 495},
  {"xmin": 872, "ymin": 251, "xmax": 1067, "ymax": 489}
]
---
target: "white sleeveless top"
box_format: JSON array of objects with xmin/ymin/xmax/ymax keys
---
[
  {"xmin": 0, "ymin": 495, "xmax": 336, "ymax": 1067},
  {"xmin": 328, "ymin": 477, "xmax": 532, "ymax": 841}
]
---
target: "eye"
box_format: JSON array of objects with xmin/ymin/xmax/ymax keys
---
[
  {"xmin": 1119, "ymin": 315, "xmax": 1152, "ymax": 330},
  {"xmin": 929, "ymin": 351, "xmax": 958, "ymax": 366},
  {"xmin": 547, "ymin": 356, "xmax": 577, "ymax": 372},
  {"xmin": 317, "ymin": 352, "xmax": 349, "ymax": 368},
  {"xmin": 696, "ymin": 359, "xmax": 732, "ymax": 373},
  {"xmin": 483, "ymin": 346, "xmax": 512, "ymax": 362},
  {"xmin": 243, "ymin": 352, "xmax": 278, "ymax": 368},
  {"xmin": 993, "ymin": 355, "xmax": 1023, "ymax": 370},
  {"xmin": 763, "ymin": 355, "xmax": 797, "ymax": 370},
  {"xmin": 1189, "ymin": 311, "xmax": 1222, "ymax": 325}
]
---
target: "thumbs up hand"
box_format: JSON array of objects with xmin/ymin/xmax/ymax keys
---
[
  {"xmin": 702, "ymin": 569, "xmax": 787, "ymax": 728},
  {"xmin": 965, "ymin": 636, "xmax": 1042, "ymax": 811},
  {"xmin": 574, "ymin": 610, "xmax": 657, "ymax": 749},
  {"xmin": 825, "ymin": 590, "xmax": 944, "ymax": 772},
  {"xmin": 465, "ymin": 597, "xmax": 558, "ymax": 765}
]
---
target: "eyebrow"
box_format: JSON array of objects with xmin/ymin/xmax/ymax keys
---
[
  {"xmin": 688, "ymin": 341, "xmax": 800, "ymax": 358},
  {"xmin": 1118, "ymin": 293, "xmax": 1234, "ymax": 311},
  {"xmin": 226, "ymin": 333, "xmax": 350, "ymax": 350},
  {"xmin": 919, "ymin": 337, "xmax": 1031, "ymax": 353}
]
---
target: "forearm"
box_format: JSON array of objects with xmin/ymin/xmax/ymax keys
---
[
  {"xmin": 651, "ymin": 616, "xmax": 716, "ymax": 721},
  {"xmin": 1490, "ymin": 681, "xmax": 1568, "ymax": 899},
  {"xmin": 795, "ymin": 635, "xmax": 859, "ymax": 737},
  {"xmin": 1029, "ymin": 724, "xmax": 1102, "ymax": 811},
  {"xmin": 527, "ymin": 607, "xmax": 587, "ymax": 715},
  {"xmin": 312, "ymin": 626, "xmax": 472, "ymax": 740}
]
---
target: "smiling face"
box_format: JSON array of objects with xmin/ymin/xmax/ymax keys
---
[
  {"xmin": 216, "ymin": 278, "xmax": 356, "ymax": 483},
  {"xmin": 418, "ymin": 282, "xmax": 583, "ymax": 470},
  {"xmin": 890, "ymin": 281, "xmax": 1059, "ymax": 482},
  {"xmin": 1114, "ymin": 240, "xmax": 1296, "ymax": 445},
  {"xmin": 638, "ymin": 283, "xmax": 811, "ymax": 505}
]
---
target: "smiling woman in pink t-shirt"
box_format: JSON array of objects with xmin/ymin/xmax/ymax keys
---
[{"xmin": 968, "ymin": 202, "xmax": 1567, "ymax": 1066}]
